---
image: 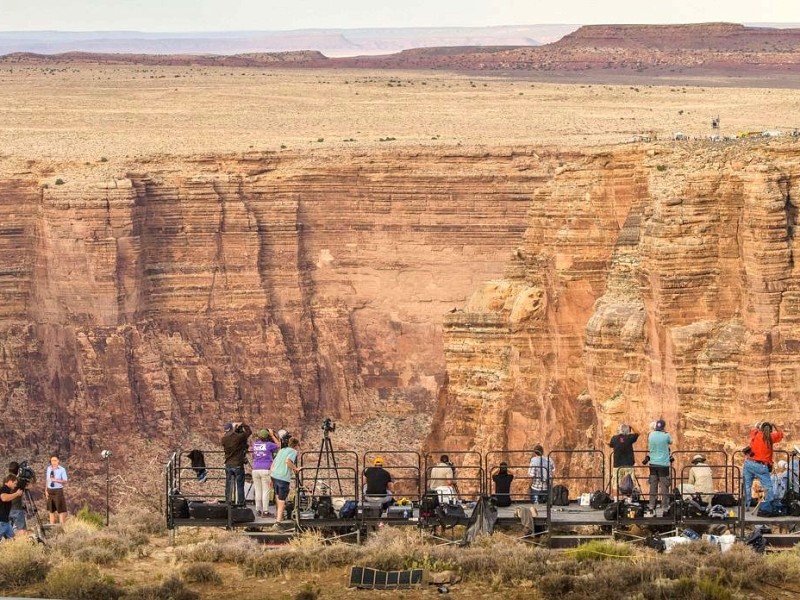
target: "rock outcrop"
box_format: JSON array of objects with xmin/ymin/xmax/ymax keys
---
[{"xmin": 430, "ymin": 144, "xmax": 800, "ymax": 469}]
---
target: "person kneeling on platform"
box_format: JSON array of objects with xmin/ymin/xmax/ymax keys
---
[
  {"xmin": 682, "ymin": 454, "xmax": 714, "ymax": 502},
  {"xmin": 492, "ymin": 462, "xmax": 514, "ymax": 507},
  {"xmin": 364, "ymin": 457, "xmax": 394, "ymax": 511}
]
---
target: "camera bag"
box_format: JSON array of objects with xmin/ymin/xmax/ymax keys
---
[
  {"xmin": 551, "ymin": 484, "xmax": 569, "ymax": 506},
  {"xmin": 711, "ymin": 493, "xmax": 737, "ymax": 507},
  {"xmin": 589, "ymin": 490, "xmax": 612, "ymax": 509}
]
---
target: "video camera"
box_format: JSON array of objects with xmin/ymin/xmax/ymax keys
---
[
  {"xmin": 16, "ymin": 460, "xmax": 35, "ymax": 491},
  {"xmin": 321, "ymin": 417, "xmax": 336, "ymax": 434}
]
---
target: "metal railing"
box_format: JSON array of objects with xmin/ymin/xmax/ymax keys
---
[
  {"xmin": 423, "ymin": 450, "xmax": 484, "ymax": 498},
  {"xmin": 363, "ymin": 451, "xmax": 422, "ymax": 502}
]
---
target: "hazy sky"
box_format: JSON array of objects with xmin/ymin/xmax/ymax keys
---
[{"xmin": 1, "ymin": 0, "xmax": 798, "ymax": 31}]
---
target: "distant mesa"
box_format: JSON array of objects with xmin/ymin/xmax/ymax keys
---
[{"xmin": 2, "ymin": 23, "xmax": 800, "ymax": 77}]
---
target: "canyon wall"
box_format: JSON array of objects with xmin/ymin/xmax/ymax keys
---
[
  {"xmin": 430, "ymin": 144, "xmax": 800, "ymax": 472},
  {"xmin": 0, "ymin": 149, "xmax": 549, "ymax": 471}
]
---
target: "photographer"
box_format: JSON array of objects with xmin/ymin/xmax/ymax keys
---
[
  {"xmin": 1, "ymin": 473, "xmax": 24, "ymax": 539},
  {"xmin": 7, "ymin": 462, "xmax": 27, "ymax": 533},
  {"xmin": 743, "ymin": 421, "xmax": 783, "ymax": 516},
  {"xmin": 646, "ymin": 420, "xmax": 672, "ymax": 516},
  {"xmin": 221, "ymin": 421, "xmax": 252, "ymax": 506},
  {"xmin": 46, "ymin": 454, "xmax": 69, "ymax": 524}
]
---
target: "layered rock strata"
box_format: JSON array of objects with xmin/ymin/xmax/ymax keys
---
[
  {"xmin": 0, "ymin": 149, "xmax": 549, "ymax": 466},
  {"xmin": 430, "ymin": 144, "xmax": 800, "ymax": 473}
]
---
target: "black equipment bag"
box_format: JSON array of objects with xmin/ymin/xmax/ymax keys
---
[
  {"xmin": 314, "ymin": 495, "xmax": 337, "ymax": 520},
  {"xmin": 711, "ymin": 493, "xmax": 737, "ymax": 507},
  {"xmin": 339, "ymin": 499, "xmax": 358, "ymax": 519},
  {"xmin": 622, "ymin": 502, "xmax": 645, "ymax": 519},
  {"xmin": 188, "ymin": 502, "xmax": 255, "ymax": 523},
  {"xmin": 603, "ymin": 501, "xmax": 622, "ymax": 521},
  {"xmin": 171, "ymin": 494, "xmax": 190, "ymax": 519},
  {"xmin": 420, "ymin": 491, "xmax": 440, "ymax": 519},
  {"xmin": 551, "ymin": 484, "xmax": 569, "ymax": 506},
  {"xmin": 683, "ymin": 499, "xmax": 706, "ymax": 519},
  {"xmin": 644, "ymin": 534, "xmax": 666, "ymax": 553},
  {"xmin": 589, "ymin": 490, "xmax": 612, "ymax": 510}
]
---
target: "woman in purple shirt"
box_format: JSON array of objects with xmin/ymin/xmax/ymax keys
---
[{"xmin": 251, "ymin": 429, "xmax": 279, "ymax": 517}]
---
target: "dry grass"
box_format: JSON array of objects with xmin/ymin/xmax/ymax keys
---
[
  {"xmin": 43, "ymin": 562, "xmax": 123, "ymax": 600},
  {"xmin": 0, "ymin": 538, "xmax": 50, "ymax": 589},
  {"xmin": 125, "ymin": 575, "xmax": 199, "ymax": 600},
  {"xmin": 180, "ymin": 562, "xmax": 223, "ymax": 584},
  {"xmin": 48, "ymin": 519, "xmax": 150, "ymax": 565}
]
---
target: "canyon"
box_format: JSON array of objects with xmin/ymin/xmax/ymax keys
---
[{"xmin": 1, "ymin": 55, "xmax": 800, "ymax": 498}]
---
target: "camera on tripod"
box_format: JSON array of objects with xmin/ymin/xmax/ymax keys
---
[
  {"xmin": 321, "ymin": 418, "xmax": 336, "ymax": 434},
  {"xmin": 101, "ymin": 450, "xmax": 112, "ymax": 459},
  {"xmin": 16, "ymin": 460, "xmax": 35, "ymax": 490}
]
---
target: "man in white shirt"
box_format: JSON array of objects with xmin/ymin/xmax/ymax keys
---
[{"xmin": 528, "ymin": 444, "xmax": 554, "ymax": 504}]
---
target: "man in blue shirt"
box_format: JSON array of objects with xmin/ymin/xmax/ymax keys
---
[
  {"xmin": 647, "ymin": 420, "xmax": 672, "ymax": 515},
  {"xmin": 46, "ymin": 454, "xmax": 69, "ymax": 524}
]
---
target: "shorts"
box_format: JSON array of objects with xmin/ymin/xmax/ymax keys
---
[
  {"xmin": 47, "ymin": 488, "xmax": 67, "ymax": 513},
  {"xmin": 272, "ymin": 478, "xmax": 290, "ymax": 501},
  {"xmin": 9, "ymin": 509, "xmax": 27, "ymax": 531}
]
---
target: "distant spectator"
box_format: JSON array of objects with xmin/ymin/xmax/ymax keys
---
[
  {"xmin": 271, "ymin": 437, "xmax": 300, "ymax": 527},
  {"xmin": 251, "ymin": 428, "xmax": 279, "ymax": 517},
  {"xmin": 428, "ymin": 455, "xmax": 455, "ymax": 490},
  {"xmin": 491, "ymin": 462, "xmax": 514, "ymax": 507},
  {"xmin": 647, "ymin": 420, "xmax": 672, "ymax": 514},
  {"xmin": 609, "ymin": 423, "xmax": 639, "ymax": 496},
  {"xmin": 683, "ymin": 454, "xmax": 714, "ymax": 502},
  {"xmin": 364, "ymin": 457, "xmax": 394, "ymax": 510},
  {"xmin": 528, "ymin": 444, "xmax": 554, "ymax": 504},
  {"xmin": 221, "ymin": 421, "xmax": 252, "ymax": 506}
]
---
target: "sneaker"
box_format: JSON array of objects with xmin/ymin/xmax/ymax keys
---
[{"xmin": 271, "ymin": 522, "xmax": 283, "ymax": 530}]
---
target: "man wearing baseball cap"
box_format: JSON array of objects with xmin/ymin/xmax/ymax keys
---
[{"xmin": 363, "ymin": 457, "xmax": 394, "ymax": 510}]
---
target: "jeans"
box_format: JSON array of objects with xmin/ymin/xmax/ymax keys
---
[
  {"xmin": 0, "ymin": 521, "xmax": 14, "ymax": 539},
  {"xmin": 251, "ymin": 469, "xmax": 272, "ymax": 514},
  {"xmin": 9, "ymin": 509, "xmax": 26, "ymax": 531},
  {"xmin": 529, "ymin": 489, "xmax": 547, "ymax": 504},
  {"xmin": 648, "ymin": 465, "xmax": 670, "ymax": 510},
  {"xmin": 224, "ymin": 465, "xmax": 245, "ymax": 505},
  {"xmin": 744, "ymin": 459, "xmax": 775, "ymax": 512}
]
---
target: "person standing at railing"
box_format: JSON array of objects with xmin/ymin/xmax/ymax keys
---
[
  {"xmin": 271, "ymin": 437, "xmax": 300, "ymax": 528},
  {"xmin": 609, "ymin": 423, "xmax": 639, "ymax": 498},
  {"xmin": 743, "ymin": 421, "xmax": 783, "ymax": 516},
  {"xmin": 221, "ymin": 421, "xmax": 252, "ymax": 506},
  {"xmin": 646, "ymin": 419, "xmax": 672, "ymax": 516},
  {"xmin": 528, "ymin": 444, "xmax": 554, "ymax": 504},
  {"xmin": 790, "ymin": 447, "xmax": 800, "ymax": 497},
  {"xmin": 251, "ymin": 428, "xmax": 279, "ymax": 517}
]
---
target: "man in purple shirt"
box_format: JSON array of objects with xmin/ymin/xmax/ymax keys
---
[{"xmin": 251, "ymin": 428, "xmax": 279, "ymax": 517}]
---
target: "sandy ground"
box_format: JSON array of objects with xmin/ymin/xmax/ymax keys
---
[{"xmin": 1, "ymin": 64, "xmax": 799, "ymax": 163}]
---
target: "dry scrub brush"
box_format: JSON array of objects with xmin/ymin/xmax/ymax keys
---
[
  {"xmin": 49, "ymin": 518, "xmax": 150, "ymax": 565},
  {"xmin": 0, "ymin": 538, "xmax": 50, "ymax": 589},
  {"xmin": 43, "ymin": 562, "xmax": 123, "ymax": 600}
]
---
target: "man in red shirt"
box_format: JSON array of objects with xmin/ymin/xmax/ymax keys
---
[{"xmin": 743, "ymin": 422, "xmax": 784, "ymax": 515}]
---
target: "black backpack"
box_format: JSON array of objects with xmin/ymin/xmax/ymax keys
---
[
  {"xmin": 603, "ymin": 501, "xmax": 622, "ymax": 521},
  {"xmin": 551, "ymin": 485, "xmax": 569, "ymax": 506},
  {"xmin": 711, "ymin": 493, "xmax": 737, "ymax": 507},
  {"xmin": 683, "ymin": 499, "xmax": 707, "ymax": 519},
  {"xmin": 589, "ymin": 490, "xmax": 612, "ymax": 510},
  {"xmin": 420, "ymin": 491, "xmax": 440, "ymax": 519}
]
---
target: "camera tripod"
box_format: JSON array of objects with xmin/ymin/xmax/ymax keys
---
[
  {"xmin": 311, "ymin": 427, "xmax": 344, "ymax": 497},
  {"xmin": 22, "ymin": 488, "xmax": 48, "ymax": 544}
]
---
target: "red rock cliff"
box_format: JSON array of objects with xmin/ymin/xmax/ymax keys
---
[
  {"xmin": 430, "ymin": 144, "xmax": 800, "ymax": 464},
  {"xmin": 0, "ymin": 149, "xmax": 550, "ymax": 466}
]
